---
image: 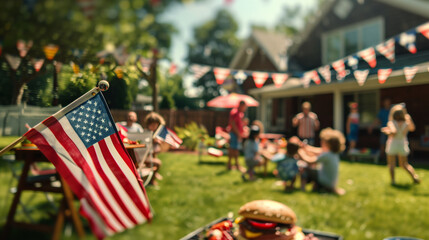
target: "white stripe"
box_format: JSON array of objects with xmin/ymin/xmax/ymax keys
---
[
  {"xmin": 58, "ymin": 118, "xmax": 135, "ymax": 228},
  {"xmin": 81, "ymin": 199, "xmax": 113, "ymax": 237},
  {"xmin": 95, "ymin": 137, "xmax": 147, "ymax": 223},
  {"xmin": 39, "ymin": 126, "xmax": 124, "ymax": 233}
]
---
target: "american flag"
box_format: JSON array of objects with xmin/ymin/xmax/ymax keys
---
[
  {"xmin": 156, "ymin": 125, "xmax": 182, "ymax": 149},
  {"xmin": 24, "ymin": 91, "xmax": 152, "ymax": 239}
]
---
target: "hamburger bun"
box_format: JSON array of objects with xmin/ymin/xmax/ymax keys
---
[{"xmin": 238, "ymin": 200, "xmax": 297, "ymax": 224}]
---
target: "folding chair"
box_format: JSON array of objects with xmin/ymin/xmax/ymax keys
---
[{"xmin": 127, "ymin": 132, "xmax": 155, "ymax": 186}]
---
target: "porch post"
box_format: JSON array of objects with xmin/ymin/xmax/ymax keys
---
[{"xmin": 333, "ymin": 88, "xmax": 343, "ymax": 132}]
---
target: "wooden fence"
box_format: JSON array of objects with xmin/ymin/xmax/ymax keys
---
[{"xmin": 111, "ymin": 109, "xmax": 230, "ymax": 136}]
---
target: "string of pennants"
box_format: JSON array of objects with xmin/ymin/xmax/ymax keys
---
[{"xmin": 189, "ymin": 21, "xmax": 429, "ymax": 89}]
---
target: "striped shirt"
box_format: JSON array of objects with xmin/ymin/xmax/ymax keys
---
[{"xmin": 294, "ymin": 112, "xmax": 319, "ymax": 139}]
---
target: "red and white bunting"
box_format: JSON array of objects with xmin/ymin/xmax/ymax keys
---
[
  {"xmin": 213, "ymin": 67, "xmax": 230, "ymax": 85},
  {"xmin": 234, "ymin": 70, "xmax": 247, "ymax": 84},
  {"xmin": 376, "ymin": 38, "xmax": 395, "ymax": 63},
  {"xmin": 353, "ymin": 70, "xmax": 369, "ymax": 86},
  {"xmin": 302, "ymin": 72, "xmax": 312, "ymax": 88},
  {"xmin": 347, "ymin": 56, "xmax": 359, "ymax": 70},
  {"xmin": 31, "ymin": 58, "xmax": 44, "ymax": 72},
  {"xmin": 252, "ymin": 71, "xmax": 269, "ymax": 88},
  {"xmin": 417, "ymin": 22, "xmax": 429, "ymax": 40},
  {"xmin": 271, "ymin": 73, "xmax": 289, "ymax": 88},
  {"xmin": 332, "ymin": 59, "xmax": 346, "ymax": 80},
  {"xmin": 190, "ymin": 64, "xmax": 211, "ymax": 79},
  {"xmin": 404, "ymin": 66, "xmax": 419, "ymax": 83},
  {"xmin": 318, "ymin": 65, "xmax": 331, "ymax": 83},
  {"xmin": 16, "ymin": 40, "xmax": 33, "ymax": 58},
  {"xmin": 310, "ymin": 70, "xmax": 321, "ymax": 84},
  {"xmin": 358, "ymin": 47, "xmax": 377, "ymax": 68},
  {"xmin": 378, "ymin": 69, "xmax": 392, "ymax": 84},
  {"xmin": 399, "ymin": 32, "xmax": 417, "ymax": 54},
  {"xmin": 5, "ymin": 54, "xmax": 21, "ymax": 70}
]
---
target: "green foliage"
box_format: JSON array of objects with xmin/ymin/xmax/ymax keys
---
[
  {"xmin": 174, "ymin": 122, "xmax": 209, "ymax": 150},
  {"xmin": 187, "ymin": 9, "xmax": 241, "ymax": 104},
  {"xmin": 0, "ymin": 0, "xmax": 180, "ymax": 105}
]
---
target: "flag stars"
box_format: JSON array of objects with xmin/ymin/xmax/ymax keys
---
[
  {"xmin": 86, "ymin": 107, "xmax": 91, "ymax": 111},
  {"xmin": 90, "ymin": 122, "xmax": 94, "ymax": 126},
  {"xmin": 77, "ymin": 118, "xmax": 82, "ymax": 122},
  {"xmin": 76, "ymin": 124, "xmax": 80, "ymax": 129},
  {"xmin": 79, "ymin": 112, "xmax": 83, "ymax": 116},
  {"xmin": 84, "ymin": 120, "xmax": 88, "ymax": 124},
  {"xmin": 71, "ymin": 116, "xmax": 76, "ymax": 121}
]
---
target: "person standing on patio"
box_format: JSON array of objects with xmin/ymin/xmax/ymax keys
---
[
  {"xmin": 292, "ymin": 101, "xmax": 320, "ymax": 146},
  {"xmin": 227, "ymin": 100, "xmax": 248, "ymax": 171}
]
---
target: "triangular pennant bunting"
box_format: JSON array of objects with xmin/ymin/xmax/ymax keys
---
[
  {"xmin": 398, "ymin": 32, "xmax": 417, "ymax": 54},
  {"xmin": 376, "ymin": 38, "xmax": 395, "ymax": 63},
  {"xmin": 378, "ymin": 69, "xmax": 392, "ymax": 84},
  {"xmin": 271, "ymin": 73, "xmax": 289, "ymax": 88},
  {"xmin": 252, "ymin": 71, "xmax": 269, "ymax": 88},
  {"xmin": 234, "ymin": 70, "xmax": 248, "ymax": 84},
  {"xmin": 190, "ymin": 64, "xmax": 211, "ymax": 80},
  {"xmin": 44, "ymin": 44, "xmax": 59, "ymax": 60},
  {"xmin": 169, "ymin": 63, "xmax": 177, "ymax": 75},
  {"xmin": 318, "ymin": 65, "xmax": 331, "ymax": 83},
  {"xmin": 5, "ymin": 54, "xmax": 21, "ymax": 70},
  {"xmin": 16, "ymin": 40, "xmax": 33, "ymax": 58},
  {"xmin": 213, "ymin": 67, "xmax": 230, "ymax": 85},
  {"xmin": 332, "ymin": 59, "xmax": 347, "ymax": 80},
  {"xmin": 404, "ymin": 66, "xmax": 419, "ymax": 83},
  {"xmin": 114, "ymin": 67, "xmax": 124, "ymax": 79},
  {"xmin": 347, "ymin": 56, "xmax": 359, "ymax": 70},
  {"xmin": 31, "ymin": 58, "xmax": 44, "ymax": 72},
  {"xmin": 310, "ymin": 70, "xmax": 321, "ymax": 84},
  {"xmin": 70, "ymin": 61, "xmax": 80, "ymax": 74},
  {"xmin": 417, "ymin": 22, "xmax": 429, "ymax": 40},
  {"xmin": 302, "ymin": 72, "xmax": 312, "ymax": 88},
  {"xmin": 358, "ymin": 47, "xmax": 377, "ymax": 68},
  {"xmin": 353, "ymin": 70, "xmax": 369, "ymax": 86}
]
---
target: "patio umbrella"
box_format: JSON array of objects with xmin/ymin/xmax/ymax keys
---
[{"xmin": 206, "ymin": 93, "xmax": 259, "ymax": 108}]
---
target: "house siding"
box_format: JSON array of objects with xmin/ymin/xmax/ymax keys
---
[{"xmin": 291, "ymin": 0, "xmax": 429, "ymax": 70}]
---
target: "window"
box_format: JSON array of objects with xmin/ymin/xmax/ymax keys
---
[
  {"xmin": 322, "ymin": 18, "xmax": 384, "ymax": 64},
  {"xmin": 344, "ymin": 91, "xmax": 378, "ymax": 127}
]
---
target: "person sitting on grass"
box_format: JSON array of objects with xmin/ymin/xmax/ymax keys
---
[
  {"xmin": 242, "ymin": 125, "xmax": 263, "ymax": 181},
  {"xmin": 298, "ymin": 128, "xmax": 346, "ymax": 195},
  {"xmin": 271, "ymin": 136, "xmax": 307, "ymax": 192}
]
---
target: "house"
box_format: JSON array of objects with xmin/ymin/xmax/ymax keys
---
[{"xmin": 232, "ymin": 0, "xmax": 429, "ymax": 151}]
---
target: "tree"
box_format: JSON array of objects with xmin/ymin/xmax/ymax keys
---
[
  {"xmin": 0, "ymin": 0, "xmax": 179, "ymax": 106},
  {"xmin": 186, "ymin": 9, "xmax": 241, "ymax": 104}
]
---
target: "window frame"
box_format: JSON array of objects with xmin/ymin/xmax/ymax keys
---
[{"xmin": 322, "ymin": 17, "xmax": 385, "ymax": 65}]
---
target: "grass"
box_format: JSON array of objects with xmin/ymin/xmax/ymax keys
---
[{"xmin": 0, "ymin": 137, "xmax": 428, "ymax": 239}]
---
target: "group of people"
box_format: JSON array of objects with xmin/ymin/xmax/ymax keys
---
[
  {"xmin": 117, "ymin": 111, "xmax": 167, "ymax": 187},
  {"xmin": 227, "ymin": 99, "xmax": 420, "ymax": 195}
]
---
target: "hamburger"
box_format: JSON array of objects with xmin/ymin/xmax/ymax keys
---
[{"xmin": 235, "ymin": 200, "xmax": 306, "ymax": 240}]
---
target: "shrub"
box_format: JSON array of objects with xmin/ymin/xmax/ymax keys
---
[{"xmin": 174, "ymin": 122, "xmax": 210, "ymax": 151}]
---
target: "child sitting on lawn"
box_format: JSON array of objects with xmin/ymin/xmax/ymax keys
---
[
  {"xmin": 242, "ymin": 125, "xmax": 263, "ymax": 181},
  {"xmin": 271, "ymin": 136, "xmax": 306, "ymax": 191},
  {"xmin": 299, "ymin": 128, "xmax": 346, "ymax": 195}
]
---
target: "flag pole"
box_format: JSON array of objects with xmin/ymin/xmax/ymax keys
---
[{"xmin": 0, "ymin": 81, "xmax": 109, "ymax": 157}]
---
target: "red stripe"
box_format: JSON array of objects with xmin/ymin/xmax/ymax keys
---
[
  {"xmin": 87, "ymin": 143, "xmax": 138, "ymax": 225},
  {"xmin": 47, "ymin": 119, "xmax": 128, "ymax": 229},
  {"xmin": 26, "ymin": 126, "xmax": 118, "ymax": 234},
  {"xmin": 98, "ymin": 139, "xmax": 148, "ymax": 216},
  {"xmin": 110, "ymin": 136, "xmax": 151, "ymax": 220}
]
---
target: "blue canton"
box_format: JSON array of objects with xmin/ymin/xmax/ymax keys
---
[{"xmin": 66, "ymin": 94, "xmax": 115, "ymax": 148}]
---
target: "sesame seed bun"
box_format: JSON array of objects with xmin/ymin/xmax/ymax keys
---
[{"xmin": 238, "ymin": 200, "xmax": 297, "ymax": 225}]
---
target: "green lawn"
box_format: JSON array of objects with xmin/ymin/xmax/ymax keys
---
[{"xmin": 0, "ymin": 138, "xmax": 428, "ymax": 239}]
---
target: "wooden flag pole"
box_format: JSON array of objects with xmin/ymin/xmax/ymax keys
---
[{"xmin": 0, "ymin": 136, "xmax": 26, "ymax": 156}]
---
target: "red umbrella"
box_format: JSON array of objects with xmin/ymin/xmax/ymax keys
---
[{"xmin": 206, "ymin": 93, "xmax": 259, "ymax": 108}]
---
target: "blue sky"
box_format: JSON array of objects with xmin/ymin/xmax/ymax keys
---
[{"xmin": 160, "ymin": 0, "xmax": 317, "ymax": 69}]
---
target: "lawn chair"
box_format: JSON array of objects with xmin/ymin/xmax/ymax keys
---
[{"xmin": 127, "ymin": 131, "xmax": 155, "ymax": 186}]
